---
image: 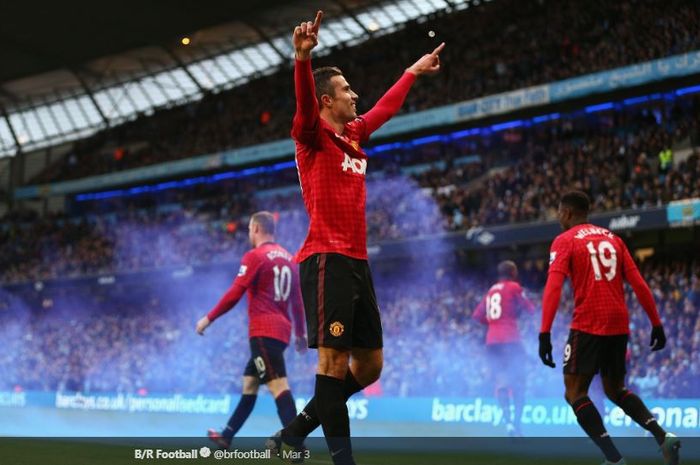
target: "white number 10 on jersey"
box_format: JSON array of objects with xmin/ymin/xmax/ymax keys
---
[
  {"xmin": 586, "ymin": 240, "xmax": 617, "ymax": 281},
  {"xmin": 273, "ymin": 265, "xmax": 292, "ymax": 301}
]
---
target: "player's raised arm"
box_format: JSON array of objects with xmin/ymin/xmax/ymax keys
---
[
  {"xmin": 291, "ymin": 10, "xmax": 323, "ymax": 145},
  {"xmin": 293, "ymin": 10, "xmax": 322, "ymax": 61},
  {"xmin": 406, "ymin": 42, "xmax": 445, "ymax": 76},
  {"xmin": 359, "ymin": 42, "xmax": 445, "ymax": 140}
]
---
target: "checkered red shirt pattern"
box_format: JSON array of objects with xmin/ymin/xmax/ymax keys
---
[
  {"xmin": 548, "ymin": 224, "xmax": 644, "ymax": 335},
  {"xmin": 207, "ymin": 243, "xmax": 305, "ymax": 344},
  {"xmin": 473, "ymin": 280, "xmax": 535, "ymax": 344},
  {"xmin": 292, "ymin": 58, "xmax": 415, "ymax": 262}
]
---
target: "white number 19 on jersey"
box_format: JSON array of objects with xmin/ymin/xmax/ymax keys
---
[{"xmin": 586, "ymin": 240, "xmax": 617, "ymax": 281}]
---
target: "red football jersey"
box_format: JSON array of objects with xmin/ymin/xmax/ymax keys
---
[
  {"xmin": 473, "ymin": 280, "xmax": 535, "ymax": 344},
  {"xmin": 548, "ymin": 223, "xmax": 642, "ymax": 335},
  {"xmin": 207, "ymin": 242, "xmax": 305, "ymax": 344},
  {"xmin": 291, "ymin": 58, "xmax": 415, "ymax": 262}
]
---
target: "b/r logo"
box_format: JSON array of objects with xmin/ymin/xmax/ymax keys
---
[
  {"xmin": 341, "ymin": 153, "xmax": 367, "ymax": 175},
  {"xmin": 134, "ymin": 449, "xmax": 153, "ymax": 459}
]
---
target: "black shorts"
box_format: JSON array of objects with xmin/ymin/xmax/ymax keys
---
[
  {"xmin": 485, "ymin": 342, "xmax": 526, "ymax": 385},
  {"xmin": 300, "ymin": 253, "xmax": 383, "ymax": 350},
  {"xmin": 243, "ymin": 337, "xmax": 288, "ymax": 383},
  {"xmin": 563, "ymin": 329, "xmax": 628, "ymax": 377}
]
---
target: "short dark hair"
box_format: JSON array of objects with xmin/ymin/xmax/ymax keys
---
[
  {"xmin": 561, "ymin": 190, "xmax": 591, "ymax": 215},
  {"xmin": 251, "ymin": 211, "xmax": 276, "ymax": 235},
  {"xmin": 312, "ymin": 66, "xmax": 343, "ymax": 106},
  {"xmin": 497, "ymin": 260, "xmax": 517, "ymax": 279}
]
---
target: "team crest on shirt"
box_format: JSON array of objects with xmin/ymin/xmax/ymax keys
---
[
  {"xmin": 350, "ymin": 140, "xmax": 360, "ymax": 151},
  {"xmin": 549, "ymin": 252, "xmax": 557, "ymax": 265},
  {"xmin": 329, "ymin": 321, "xmax": 345, "ymax": 337},
  {"xmin": 238, "ymin": 265, "xmax": 247, "ymax": 277}
]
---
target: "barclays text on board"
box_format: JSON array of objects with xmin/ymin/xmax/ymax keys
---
[
  {"xmin": 3, "ymin": 392, "xmax": 700, "ymax": 433},
  {"xmin": 430, "ymin": 398, "xmax": 700, "ymax": 430},
  {"xmin": 54, "ymin": 392, "xmax": 232, "ymax": 414}
]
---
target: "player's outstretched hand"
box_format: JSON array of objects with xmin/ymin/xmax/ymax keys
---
[
  {"xmin": 293, "ymin": 10, "xmax": 323, "ymax": 60},
  {"xmin": 650, "ymin": 325, "xmax": 666, "ymax": 351},
  {"xmin": 196, "ymin": 316, "xmax": 211, "ymax": 335},
  {"xmin": 295, "ymin": 336, "xmax": 308, "ymax": 354},
  {"xmin": 406, "ymin": 42, "xmax": 445, "ymax": 76},
  {"xmin": 538, "ymin": 332, "xmax": 556, "ymax": 368}
]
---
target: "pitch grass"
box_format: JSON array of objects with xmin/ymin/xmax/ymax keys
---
[{"xmin": 0, "ymin": 439, "xmax": 696, "ymax": 465}]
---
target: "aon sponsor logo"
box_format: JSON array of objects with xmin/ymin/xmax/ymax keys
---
[{"xmin": 341, "ymin": 153, "xmax": 367, "ymax": 175}]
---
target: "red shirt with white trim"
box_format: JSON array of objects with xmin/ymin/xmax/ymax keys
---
[
  {"xmin": 292, "ymin": 58, "xmax": 416, "ymax": 262},
  {"xmin": 543, "ymin": 223, "xmax": 661, "ymax": 335},
  {"xmin": 473, "ymin": 280, "xmax": 535, "ymax": 344},
  {"xmin": 207, "ymin": 242, "xmax": 305, "ymax": 344}
]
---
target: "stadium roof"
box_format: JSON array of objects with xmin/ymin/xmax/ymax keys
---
[{"xmin": 0, "ymin": 0, "xmax": 481, "ymax": 157}]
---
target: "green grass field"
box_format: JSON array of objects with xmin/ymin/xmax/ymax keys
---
[{"xmin": 0, "ymin": 439, "xmax": 696, "ymax": 465}]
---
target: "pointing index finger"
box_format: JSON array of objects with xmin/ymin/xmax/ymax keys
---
[
  {"xmin": 431, "ymin": 42, "xmax": 446, "ymax": 56},
  {"xmin": 312, "ymin": 10, "xmax": 324, "ymax": 33}
]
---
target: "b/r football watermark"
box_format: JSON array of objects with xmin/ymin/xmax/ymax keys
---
[
  {"xmin": 134, "ymin": 448, "xmax": 211, "ymax": 460},
  {"xmin": 134, "ymin": 447, "xmax": 278, "ymax": 460}
]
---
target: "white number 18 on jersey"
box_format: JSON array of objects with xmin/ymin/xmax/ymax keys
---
[{"xmin": 486, "ymin": 292, "xmax": 502, "ymax": 320}]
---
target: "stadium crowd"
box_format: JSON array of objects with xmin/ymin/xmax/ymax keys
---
[
  {"xmin": 1, "ymin": 257, "xmax": 698, "ymax": 399},
  {"xmin": 2, "ymin": 0, "xmax": 698, "ymax": 402},
  {"xmin": 2, "ymin": 96, "xmax": 698, "ymax": 283},
  {"xmin": 32, "ymin": 0, "xmax": 700, "ymax": 182},
  {"xmin": 428, "ymin": 96, "xmax": 700, "ymax": 229}
]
